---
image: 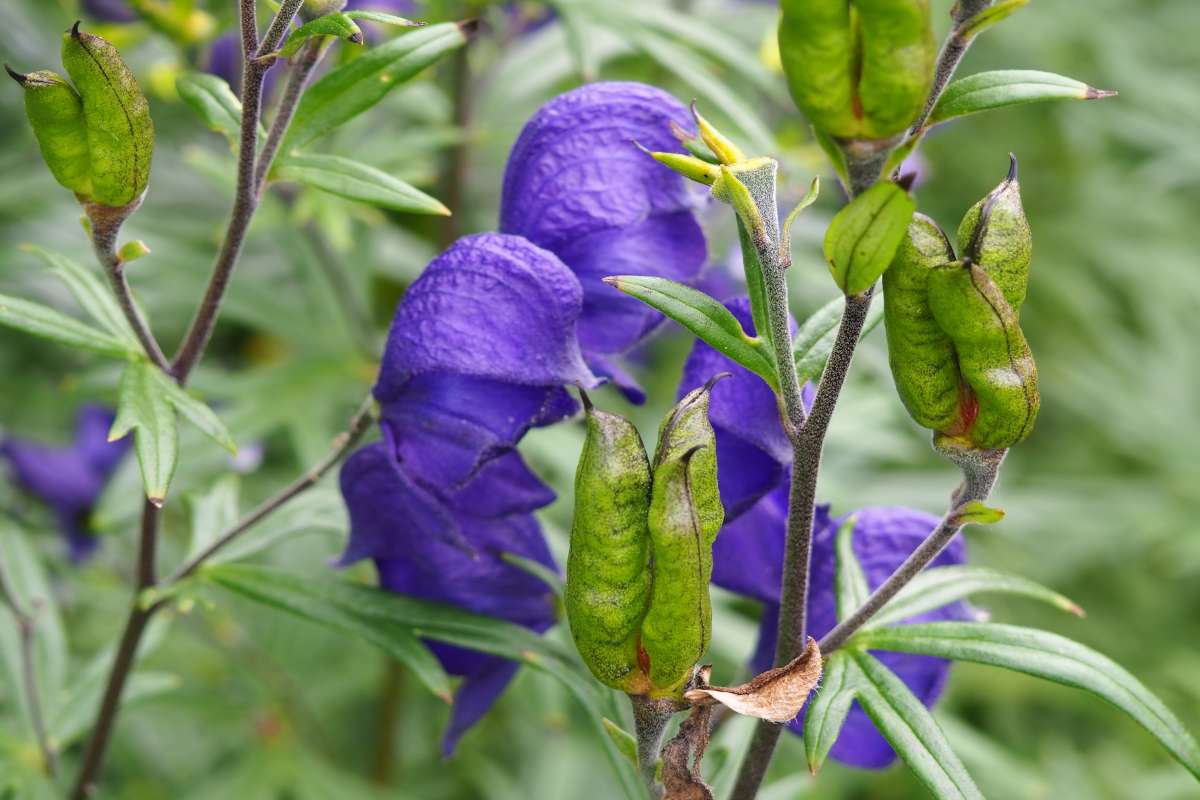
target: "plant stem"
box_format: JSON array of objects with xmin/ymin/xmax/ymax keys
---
[
  {"xmin": 818, "ymin": 445, "xmax": 1005, "ymax": 653},
  {"xmin": 905, "ymin": 1, "xmax": 994, "ymax": 145},
  {"xmin": 70, "ymin": 500, "xmax": 160, "ymax": 800},
  {"xmin": 254, "ymin": 37, "xmax": 328, "ymax": 196},
  {"xmin": 166, "ymin": 394, "xmax": 377, "ymax": 584},
  {"xmin": 370, "ymin": 658, "xmax": 405, "ymax": 785},
  {"xmin": 84, "ymin": 200, "xmax": 171, "ymax": 374},
  {"xmin": 438, "ymin": 42, "xmax": 473, "ymax": 247},
  {"xmin": 171, "ymin": 0, "xmax": 305, "ymax": 382},
  {"xmin": 630, "ymin": 695, "xmax": 681, "ymax": 797},
  {"xmin": 0, "ymin": 555, "xmax": 56, "ymax": 777}
]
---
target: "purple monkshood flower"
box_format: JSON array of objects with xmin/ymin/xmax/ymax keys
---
[
  {"xmin": 500, "ymin": 81, "xmax": 708, "ymax": 402},
  {"xmin": 677, "ymin": 295, "xmax": 969, "ymax": 769},
  {"xmin": 0, "ymin": 405, "xmax": 129, "ymax": 562},
  {"xmin": 82, "ymin": 0, "xmax": 138, "ymax": 23}
]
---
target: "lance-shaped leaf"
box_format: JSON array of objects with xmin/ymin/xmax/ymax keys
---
[
  {"xmin": 930, "ymin": 70, "xmax": 1116, "ymax": 126},
  {"xmin": 849, "ymin": 649, "xmax": 984, "ymax": 799},
  {"xmin": 21, "ymin": 244, "xmax": 137, "ymax": 346},
  {"xmin": 834, "ymin": 516, "xmax": 869, "ymax": 621},
  {"xmin": 803, "ymin": 650, "xmax": 858, "ymax": 774},
  {"xmin": 959, "ymin": 0, "xmax": 1029, "ymax": 38},
  {"xmin": 604, "ymin": 275, "xmax": 778, "ymax": 388},
  {"xmin": 273, "ymin": 154, "xmax": 449, "ymax": 215},
  {"xmin": 824, "ymin": 182, "xmax": 916, "ymax": 296},
  {"xmin": 793, "ymin": 295, "xmax": 884, "ymax": 384},
  {"xmin": 145, "ymin": 366, "xmax": 236, "ymax": 453},
  {"xmin": 685, "ymin": 638, "xmax": 822, "ymax": 723},
  {"xmin": 870, "ymin": 567, "xmax": 1083, "ymax": 628},
  {"xmin": 855, "ymin": 622, "xmax": 1200, "ymax": 779},
  {"xmin": 0, "ymin": 294, "xmax": 133, "ymax": 357},
  {"xmin": 286, "ymin": 22, "xmax": 470, "ymax": 148},
  {"xmin": 176, "ymin": 72, "xmax": 264, "ymax": 144},
  {"xmin": 279, "ymin": 13, "xmax": 363, "ymax": 58},
  {"xmin": 343, "ymin": 10, "xmax": 423, "ymax": 27},
  {"xmin": 110, "ymin": 360, "xmax": 179, "ymax": 506}
]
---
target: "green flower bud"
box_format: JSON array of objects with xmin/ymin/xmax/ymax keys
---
[
  {"xmin": 927, "ymin": 260, "xmax": 1039, "ymax": 449},
  {"xmin": 779, "ymin": 0, "xmax": 935, "ymax": 141},
  {"xmin": 566, "ymin": 397, "xmax": 654, "ymax": 695},
  {"xmin": 882, "ymin": 213, "xmax": 964, "ymax": 434},
  {"xmin": 5, "ymin": 67, "xmax": 92, "ymax": 198},
  {"xmin": 956, "ymin": 155, "xmax": 1031, "ymax": 313},
  {"xmin": 60, "ymin": 22, "xmax": 154, "ymax": 206},
  {"xmin": 641, "ymin": 379, "xmax": 725, "ymax": 698}
]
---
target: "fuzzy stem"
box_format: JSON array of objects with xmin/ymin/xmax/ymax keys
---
[
  {"xmin": 254, "ymin": 37, "xmax": 327, "ymax": 196},
  {"xmin": 906, "ymin": 1, "xmax": 995, "ymax": 142},
  {"xmin": 0, "ymin": 556, "xmax": 56, "ymax": 777},
  {"xmin": 818, "ymin": 446, "xmax": 1005, "ymax": 653},
  {"xmin": 84, "ymin": 201, "xmax": 171, "ymax": 374},
  {"xmin": 630, "ymin": 695, "xmax": 679, "ymax": 797}
]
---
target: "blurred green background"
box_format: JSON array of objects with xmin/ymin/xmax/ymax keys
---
[{"xmin": 1, "ymin": 0, "xmax": 1197, "ymax": 797}]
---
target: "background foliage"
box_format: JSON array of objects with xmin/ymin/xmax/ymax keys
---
[{"xmin": 0, "ymin": 0, "xmax": 1197, "ymax": 797}]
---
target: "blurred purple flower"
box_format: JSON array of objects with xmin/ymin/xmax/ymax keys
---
[
  {"xmin": 677, "ymin": 295, "xmax": 969, "ymax": 769},
  {"xmin": 500, "ymin": 81, "xmax": 708, "ymax": 402},
  {"xmin": 82, "ymin": 0, "xmax": 137, "ymax": 23},
  {"xmin": 0, "ymin": 405, "xmax": 129, "ymax": 561},
  {"xmin": 204, "ymin": 33, "xmax": 284, "ymax": 98}
]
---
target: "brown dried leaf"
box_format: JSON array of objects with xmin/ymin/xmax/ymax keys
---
[
  {"xmin": 662, "ymin": 668, "xmax": 715, "ymax": 800},
  {"xmin": 684, "ymin": 637, "xmax": 822, "ymax": 723}
]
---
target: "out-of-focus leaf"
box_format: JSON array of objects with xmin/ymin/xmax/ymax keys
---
[
  {"xmin": 848, "ymin": 649, "xmax": 984, "ymax": 798},
  {"xmin": 111, "ymin": 360, "xmax": 179, "ymax": 506},
  {"xmin": 803, "ymin": 650, "xmax": 856, "ymax": 774},
  {"xmin": 21, "ymin": 244, "xmax": 137, "ymax": 346},
  {"xmin": 186, "ymin": 475, "xmax": 240, "ymax": 563},
  {"xmin": 960, "ymin": 0, "xmax": 1029, "ymax": 38},
  {"xmin": 279, "ymin": 13, "xmax": 363, "ymax": 58},
  {"xmin": 605, "ymin": 275, "xmax": 778, "ymax": 387},
  {"xmin": 273, "ymin": 154, "xmax": 449, "ymax": 215},
  {"xmin": 0, "ymin": 294, "xmax": 134, "ymax": 357},
  {"xmin": 213, "ymin": 486, "xmax": 346, "ymax": 565},
  {"xmin": 930, "ymin": 70, "xmax": 1116, "ymax": 126},
  {"xmin": 870, "ymin": 566, "xmax": 1083, "ymax": 627},
  {"xmin": 176, "ymin": 72, "xmax": 264, "ymax": 144},
  {"xmin": 146, "ymin": 367, "xmax": 237, "ymax": 454},
  {"xmin": 856, "ymin": 623, "xmax": 1200, "ymax": 779},
  {"xmin": 286, "ymin": 23, "xmax": 468, "ymax": 148},
  {"xmin": 343, "ymin": 10, "xmax": 423, "ymax": 27},
  {"xmin": 792, "ymin": 295, "xmax": 884, "ymax": 385},
  {"xmin": 824, "ymin": 182, "xmax": 915, "ymax": 296},
  {"xmin": 603, "ymin": 717, "xmax": 639, "ymax": 768},
  {"xmin": 834, "ymin": 515, "xmax": 869, "ymax": 620}
]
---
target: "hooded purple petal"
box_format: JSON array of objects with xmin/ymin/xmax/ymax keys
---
[
  {"xmin": 439, "ymin": 656, "xmax": 521, "ymax": 756},
  {"xmin": 678, "ymin": 297, "xmax": 796, "ymax": 519},
  {"xmin": 499, "ymin": 81, "xmax": 708, "ymax": 393},
  {"xmin": 740, "ymin": 505, "xmax": 969, "ymax": 769},
  {"xmin": 0, "ymin": 405, "xmax": 128, "ymax": 561}
]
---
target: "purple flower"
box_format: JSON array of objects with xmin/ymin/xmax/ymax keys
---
[
  {"xmin": 0, "ymin": 405, "xmax": 129, "ymax": 561},
  {"xmin": 500, "ymin": 82, "xmax": 708, "ymax": 402},
  {"xmin": 339, "ymin": 233, "xmax": 595, "ymax": 753},
  {"xmin": 82, "ymin": 0, "xmax": 138, "ymax": 23},
  {"xmin": 678, "ymin": 295, "xmax": 969, "ymax": 769},
  {"xmin": 204, "ymin": 33, "xmax": 283, "ymax": 98}
]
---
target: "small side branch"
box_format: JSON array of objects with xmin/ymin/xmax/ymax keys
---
[
  {"xmin": 0, "ymin": 557, "xmax": 56, "ymax": 777},
  {"xmin": 255, "ymin": 37, "xmax": 328, "ymax": 196}
]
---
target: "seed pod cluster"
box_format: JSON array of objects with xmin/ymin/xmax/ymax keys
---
[
  {"xmin": 7, "ymin": 22, "xmax": 154, "ymax": 207},
  {"xmin": 778, "ymin": 0, "xmax": 935, "ymax": 141},
  {"xmin": 566, "ymin": 380, "xmax": 725, "ymax": 700},
  {"xmin": 883, "ymin": 157, "xmax": 1039, "ymax": 450}
]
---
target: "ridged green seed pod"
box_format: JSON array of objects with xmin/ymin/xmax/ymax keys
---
[
  {"xmin": 640, "ymin": 380, "xmax": 725, "ymax": 699},
  {"xmin": 956, "ymin": 155, "xmax": 1032, "ymax": 313},
  {"xmin": 927, "ymin": 261, "xmax": 1039, "ymax": 449},
  {"xmin": 61, "ymin": 23, "xmax": 154, "ymax": 206},
  {"xmin": 565, "ymin": 399, "xmax": 653, "ymax": 695},
  {"xmin": 6, "ymin": 67, "xmax": 92, "ymax": 198},
  {"xmin": 779, "ymin": 0, "xmax": 935, "ymax": 141},
  {"xmin": 883, "ymin": 213, "xmax": 965, "ymax": 434}
]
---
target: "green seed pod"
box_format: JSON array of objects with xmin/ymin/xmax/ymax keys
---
[
  {"xmin": 640, "ymin": 379, "xmax": 725, "ymax": 698},
  {"xmin": 60, "ymin": 22, "xmax": 154, "ymax": 206},
  {"xmin": 956, "ymin": 155, "xmax": 1032, "ymax": 313},
  {"xmin": 779, "ymin": 0, "xmax": 935, "ymax": 141},
  {"xmin": 882, "ymin": 213, "xmax": 966, "ymax": 434},
  {"xmin": 565, "ymin": 398, "xmax": 653, "ymax": 695},
  {"xmin": 5, "ymin": 66, "xmax": 92, "ymax": 198},
  {"xmin": 927, "ymin": 261, "xmax": 1039, "ymax": 449},
  {"xmin": 301, "ymin": 0, "xmax": 349, "ymax": 21}
]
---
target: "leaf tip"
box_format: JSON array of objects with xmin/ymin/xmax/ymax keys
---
[
  {"xmin": 1086, "ymin": 86, "xmax": 1118, "ymax": 100},
  {"xmin": 457, "ymin": 18, "xmax": 480, "ymax": 39},
  {"xmin": 148, "ymin": 494, "xmax": 166, "ymax": 508}
]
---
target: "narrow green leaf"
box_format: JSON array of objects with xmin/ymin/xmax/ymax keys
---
[
  {"xmin": 856, "ymin": 622, "xmax": 1200, "ymax": 780},
  {"xmin": 951, "ymin": 500, "xmax": 1005, "ymax": 526},
  {"xmin": 870, "ymin": 566, "xmax": 1084, "ymax": 628},
  {"xmin": 213, "ymin": 487, "xmax": 345, "ymax": 565},
  {"xmin": 175, "ymin": 72, "xmax": 264, "ymax": 144},
  {"xmin": 930, "ymin": 70, "xmax": 1116, "ymax": 126},
  {"xmin": 960, "ymin": 0, "xmax": 1029, "ymax": 38},
  {"xmin": 603, "ymin": 718, "xmax": 639, "ymax": 768},
  {"xmin": 736, "ymin": 218, "xmax": 772, "ymax": 345},
  {"xmin": 274, "ymin": 154, "xmax": 449, "ymax": 215},
  {"xmin": 146, "ymin": 367, "xmax": 237, "ymax": 453},
  {"xmin": 803, "ymin": 650, "xmax": 856, "ymax": 774},
  {"xmin": 186, "ymin": 475, "xmax": 240, "ymax": 563},
  {"xmin": 117, "ymin": 239, "xmax": 151, "ymax": 263},
  {"xmin": 279, "ymin": 13, "xmax": 363, "ymax": 58},
  {"xmin": 0, "ymin": 293, "xmax": 133, "ymax": 357},
  {"xmin": 49, "ymin": 672, "xmax": 179, "ymax": 745},
  {"xmin": 604, "ymin": 275, "xmax": 778, "ymax": 387},
  {"xmin": 834, "ymin": 515, "xmax": 869, "ymax": 621},
  {"xmin": 20, "ymin": 244, "xmax": 138, "ymax": 346},
  {"xmin": 824, "ymin": 182, "xmax": 916, "ymax": 296},
  {"xmin": 286, "ymin": 23, "xmax": 468, "ymax": 148},
  {"xmin": 342, "ymin": 10, "xmax": 423, "ymax": 27},
  {"xmin": 849, "ymin": 650, "xmax": 984, "ymax": 799},
  {"xmin": 500, "ymin": 551, "xmax": 564, "ymax": 598},
  {"xmin": 110, "ymin": 360, "xmax": 179, "ymax": 506},
  {"xmin": 793, "ymin": 295, "xmax": 884, "ymax": 384}
]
